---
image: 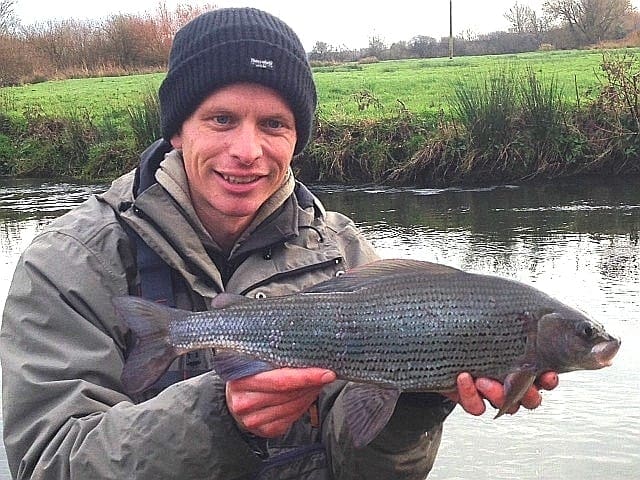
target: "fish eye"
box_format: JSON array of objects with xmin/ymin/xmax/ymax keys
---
[{"xmin": 577, "ymin": 321, "xmax": 594, "ymax": 339}]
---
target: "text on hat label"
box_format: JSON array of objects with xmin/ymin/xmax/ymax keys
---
[{"xmin": 250, "ymin": 58, "xmax": 275, "ymax": 70}]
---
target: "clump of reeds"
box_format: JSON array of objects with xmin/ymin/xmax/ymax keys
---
[
  {"xmin": 10, "ymin": 106, "xmax": 97, "ymax": 177},
  {"xmin": 300, "ymin": 104, "xmax": 429, "ymax": 184},
  {"xmin": 127, "ymin": 86, "xmax": 162, "ymax": 151},
  {"xmin": 579, "ymin": 50, "xmax": 640, "ymax": 174},
  {"xmin": 389, "ymin": 65, "xmax": 582, "ymax": 186}
]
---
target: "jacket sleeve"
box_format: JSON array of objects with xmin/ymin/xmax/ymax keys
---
[{"xmin": 0, "ymin": 231, "xmax": 261, "ymax": 479}]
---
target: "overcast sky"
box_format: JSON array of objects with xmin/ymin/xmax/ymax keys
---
[{"xmin": 14, "ymin": 0, "xmax": 640, "ymax": 50}]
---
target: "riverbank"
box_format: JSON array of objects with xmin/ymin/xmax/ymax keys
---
[{"xmin": 1, "ymin": 50, "xmax": 640, "ymax": 186}]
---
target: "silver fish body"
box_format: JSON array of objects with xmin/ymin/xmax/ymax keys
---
[
  {"xmin": 114, "ymin": 259, "xmax": 620, "ymax": 447},
  {"xmin": 172, "ymin": 272, "xmax": 537, "ymax": 390}
]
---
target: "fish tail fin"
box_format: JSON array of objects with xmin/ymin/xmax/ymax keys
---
[{"xmin": 112, "ymin": 296, "xmax": 185, "ymax": 395}]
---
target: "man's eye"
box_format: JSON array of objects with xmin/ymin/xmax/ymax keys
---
[
  {"xmin": 213, "ymin": 115, "xmax": 231, "ymax": 125},
  {"xmin": 265, "ymin": 119, "xmax": 284, "ymax": 129}
]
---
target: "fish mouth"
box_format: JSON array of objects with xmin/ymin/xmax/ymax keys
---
[{"xmin": 591, "ymin": 339, "xmax": 621, "ymax": 367}]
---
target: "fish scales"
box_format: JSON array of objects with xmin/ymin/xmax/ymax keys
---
[
  {"xmin": 116, "ymin": 258, "xmax": 620, "ymax": 448},
  {"xmin": 167, "ymin": 271, "xmax": 540, "ymax": 391}
]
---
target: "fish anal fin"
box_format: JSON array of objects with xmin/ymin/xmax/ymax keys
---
[
  {"xmin": 213, "ymin": 351, "xmax": 275, "ymax": 381},
  {"xmin": 495, "ymin": 366, "xmax": 537, "ymax": 418},
  {"xmin": 342, "ymin": 383, "xmax": 401, "ymax": 448}
]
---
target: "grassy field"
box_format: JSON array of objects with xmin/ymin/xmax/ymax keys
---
[
  {"xmin": 1, "ymin": 48, "xmax": 639, "ymax": 184},
  {"xmin": 1, "ymin": 48, "xmax": 619, "ymax": 123},
  {"xmin": 314, "ymin": 49, "xmax": 613, "ymax": 118}
]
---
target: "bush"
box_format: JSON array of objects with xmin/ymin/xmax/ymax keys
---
[
  {"xmin": 0, "ymin": 35, "xmax": 35, "ymax": 86},
  {"xmin": 10, "ymin": 107, "xmax": 98, "ymax": 177},
  {"xmin": 84, "ymin": 139, "xmax": 138, "ymax": 179},
  {"xmin": 0, "ymin": 133, "xmax": 17, "ymax": 174}
]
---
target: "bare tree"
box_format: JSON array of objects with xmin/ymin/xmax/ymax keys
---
[
  {"xmin": 505, "ymin": 2, "xmax": 550, "ymax": 36},
  {"xmin": 25, "ymin": 20, "xmax": 84, "ymax": 71},
  {"xmin": 506, "ymin": 2, "xmax": 532, "ymax": 33},
  {"xmin": 366, "ymin": 35, "xmax": 387, "ymax": 59},
  {"xmin": 103, "ymin": 14, "xmax": 165, "ymax": 68},
  {"xmin": 543, "ymin": 0, "xmax": 634, "ymax": 44},
  {"xmin": 0, "ymin": 0, "xmax": 19, "ymax": 34}
]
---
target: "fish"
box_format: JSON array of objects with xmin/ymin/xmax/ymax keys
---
[{"xmin": 113, "ymin": 259, "xmax": 621, "ymax": 448}]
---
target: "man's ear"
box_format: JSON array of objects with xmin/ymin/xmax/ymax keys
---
[{"xmin": 170, "ymin": 133, "xmax": 182, "ymax": 150}]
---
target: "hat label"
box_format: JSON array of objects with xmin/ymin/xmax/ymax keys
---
[{"xmin": 250, "ymin": 58, "xmax": 274, "ymax": 70}]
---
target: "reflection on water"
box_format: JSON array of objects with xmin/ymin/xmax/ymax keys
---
[
  {"xmin": 0, "ymin": 176, "xmax": 639, "ymax": 479},
  {"xmin": 316, "ymin": 177, "xmax": 640, "ymax": 480},
  {"xmin": 0, "ymin": 179, "xmax": 107, "ymax": 221}
]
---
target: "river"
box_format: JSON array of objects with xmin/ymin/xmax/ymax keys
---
[{"xmin": 0, "ymin": 176, "xmax": 638, "ymax": 479}]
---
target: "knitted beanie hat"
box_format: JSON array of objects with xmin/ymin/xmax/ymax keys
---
[{"xmin": 159, "ymin": 7, "xmax": 317, "ymax": 156}]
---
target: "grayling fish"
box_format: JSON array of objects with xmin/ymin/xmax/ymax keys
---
[{"xmin": 113, "ymin": 259, "xmax": 620, "ymax": 448}]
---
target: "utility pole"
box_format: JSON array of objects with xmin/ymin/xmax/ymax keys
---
[{"xmin": 449, "ymin": 0, "xmax": 454, "ymax": 59}]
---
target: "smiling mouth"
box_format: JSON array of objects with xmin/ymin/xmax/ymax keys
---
[{"xmin": 221, "ymin": 174, "xmax": 260, "ymax": 185}]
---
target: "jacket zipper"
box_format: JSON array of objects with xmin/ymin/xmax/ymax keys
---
[
  {"xmin": 239, "ymin": 257, "xmax": 343, "ymax": 297},
  {"xmin": 253, "ymin": 443, "xmax": 326, "ymax": 478}
]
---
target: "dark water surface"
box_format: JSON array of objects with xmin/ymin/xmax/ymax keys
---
[{"xmin": 0, "ymin": 176, "xmax": 638, "ymax": 479}]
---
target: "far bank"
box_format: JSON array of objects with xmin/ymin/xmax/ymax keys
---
[{"xmin": 1, "ymin": 51, "xmax": 639, "ymax": 186}]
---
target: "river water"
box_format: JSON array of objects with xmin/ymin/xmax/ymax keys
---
[{"xmin": 0, "ymin": 176, "xmax": 638, "ymax": 479}]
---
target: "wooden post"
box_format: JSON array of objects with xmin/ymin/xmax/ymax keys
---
[{"xmin": 449, "ymin": 0, "xmax": 454, "ymax": 59}]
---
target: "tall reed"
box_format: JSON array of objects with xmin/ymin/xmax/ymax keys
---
[{"xmin": 127, "ymin": 87, "xmax": 162, "ymax": 151}]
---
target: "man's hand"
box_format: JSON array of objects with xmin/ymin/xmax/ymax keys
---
[
  {"xmin": 447, "ymin": 371, "xmax": 559, "ymax": 416},
  {"xmin": 225, "ymin": 368, "xmax": 336, "ymax": 438}
]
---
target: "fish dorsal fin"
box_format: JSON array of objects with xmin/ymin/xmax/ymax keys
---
[
  {"xmin": 342, "ymin": 383, "xmax": 402, "ymax": 448},
  {"xmin": 305, "ymin": 259, "xmax": 463, "ymax": 294}
]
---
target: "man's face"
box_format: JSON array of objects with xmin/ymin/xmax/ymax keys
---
[{"xmin": 171, "ymin": 82, "xmax": 297, "ymax": 236}]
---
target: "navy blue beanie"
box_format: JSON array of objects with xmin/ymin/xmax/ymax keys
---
[{"xmin": 159, "ymin": 7, "xmax": 317, "ymax": 156}]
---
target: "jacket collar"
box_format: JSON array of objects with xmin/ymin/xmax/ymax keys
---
[
  {"xmin": 155, "ymin": 149, "xmax": 300, "ymax": 259},
  {"xmin": 99, "ymin": 143, "xmax": 328, "ymax": 298}
]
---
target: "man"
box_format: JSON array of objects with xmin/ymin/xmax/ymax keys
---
[{"xmin": 0, "ymin": 7, "xmax": 557, "ymax": 479}]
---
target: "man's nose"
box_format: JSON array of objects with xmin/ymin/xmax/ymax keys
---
[{"xmin": 229, "ymin": 123, "xmax": 262, "ymax": 165}]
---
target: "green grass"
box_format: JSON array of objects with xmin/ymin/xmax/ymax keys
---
[
  {"xmin": 1, "ymin": 49, "xmax": 622, "ymax": 123},
  {"xmin": 313, "ymin": 49, "xmax": 616, "ymax": 118},
  {"xmin": 2, "ymin": 73, "xmax": 164, "ymax": 128},
  {"xmin": 2, "ymin": 48, "xmax": 639, "ymax": 184}
]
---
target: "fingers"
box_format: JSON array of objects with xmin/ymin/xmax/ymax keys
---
[
  {"xmin": 456, "ymin": 372, "xmax": 487, "ymax": 416},
  {"xmin": 230, "ymin": 367, "xmax": 335, "ymax": 393},
  {"xmin": 476, "ymin": 377, "xmax": 520, "ymax": 415},
  {"xmin": 456, "ymin": 371, "xmax": 560, "ymax": 417},
  {"xmin": 225, "ymin": 368, "xmax": 336, "ymax": 438},
  {"xmin": 518, "ymin": 371, "xmax": 559, "ymax": 410},
  {"xmin": 536, "ymin": 371, "xmax": 559, "ymax": 391},
  {"xmin": 227, "ymin": 384, "xmax": 320, "ymax": 436}
]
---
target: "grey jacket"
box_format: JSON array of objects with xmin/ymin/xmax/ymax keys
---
[{"xmin": 1, "ymin": 151, "xmax": 453, "ymax": 479}]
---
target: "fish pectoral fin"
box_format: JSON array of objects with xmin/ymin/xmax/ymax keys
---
[
  {"xmin": 213, "ymin": 352, "xmax": 275, "ymax": 381},
  {"xmin": 496, "ymin": 365, "xmax": 537, "ymax": 419},
  {"xmin": 210, "ymin": 293, "xmax": 251, "ymax": 309},
  {"xmin": 342, "ymin": 383, "xmax": 401, "ymax": 448}
]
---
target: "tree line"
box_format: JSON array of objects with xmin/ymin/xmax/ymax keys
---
[
  {"xmin": 0, "ymin": 1, "xmax": 216, "ymax": 86},
  {"xmin": 310, "ymin": 0, "xmax": 639, "ymax": 63},
  {"xmin": 0, "ymin": 0, "xmax": 639, "ymax": 87}
]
